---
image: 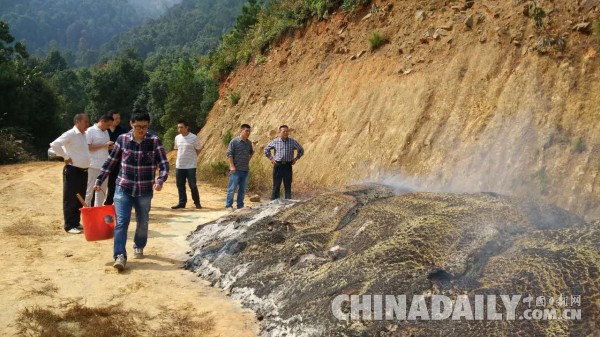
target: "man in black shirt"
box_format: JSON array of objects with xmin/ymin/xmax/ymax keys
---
[{"xmin": 104, "ymin": 111, "xmax": 128, "ymax": 205}]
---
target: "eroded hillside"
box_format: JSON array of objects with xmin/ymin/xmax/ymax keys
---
[{"xmin": 197, "ymin": 0, "xmax": 600, "ymax": 218}]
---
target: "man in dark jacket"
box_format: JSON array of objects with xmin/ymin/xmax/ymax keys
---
[{"xmin": 104, "ymin": 111, "xmax": 128, "ymax": 205}]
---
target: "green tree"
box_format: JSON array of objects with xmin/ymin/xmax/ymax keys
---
[
  {"xmin": 85, "ymin": 50, "xmax": 148, "ymax": 123},
  {"xmin": 161, "ymin": 58, "xmax": 205, "ymax": 132}
]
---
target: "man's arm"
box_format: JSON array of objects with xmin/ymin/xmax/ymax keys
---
[
  {"xmin": 50, "ymin": 130, "xmax": 72, "ymax": 164},
  {"xmin": 195, "ymin": 137, "xmax": 202, "ymax": 156},
  {"xmin": 154, "ymin": 138, "xmax": 169, "ymax": 190},
  {"xmin": 87, "ymin": 130, "xmax": 114, "ymax": 151},
  {"xmin": 226, "ymin": 140, "xmax": 236, "ymax": 172},
  {"xmin": 95, "ymin": 140, "xmax": 122, "ymax": 188},
  {"xmin": 264, "ymin": 140, "xmax": 275, "ymax": 163},
  {"xmin": 227, "ymin": 156, "xmax": 235, "ymax": 173},
  {"xmin": 294, "ymin": 139, "xmax": 304, "ymax": 160},
  {"xmin": 89, "ymin": 142, "xmax": 114, "ymax": 151}
]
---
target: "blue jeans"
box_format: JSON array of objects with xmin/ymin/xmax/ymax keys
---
[
  {"xmin": 226, "ymin": 170, "xmax": 248, "ymax": 209},
  {"xmin": 113, "ymin": 186, "xmax": 152, "ymax": 260}
]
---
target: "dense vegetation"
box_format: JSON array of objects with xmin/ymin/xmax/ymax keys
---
[
  {"xmin": 0, "ymin": 0, "xmax": 152, "ymax": 66},
  {"xmin": 101, "ymin": 0, "xmax": 248, "ymax": 70},
  {"xmin": 0, "ymin": 0, "xmax": 247, "ymax": 67},
  {"xmin": 0, "ymin": 21, "xmax": 218, "ymax": 163},
  {"xmin": 0, "ymin": 0, "xmax": 374, "ymax": 164},
  {"xmin": 206, "ymin": 0, "xmax": 370, "ymax": 78}
]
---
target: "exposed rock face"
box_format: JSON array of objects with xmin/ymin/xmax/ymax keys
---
[
  {"xmin": 197, "ymin": 1, "xmax": 600, "ymax": 219},
  {"xmin": 186, "ymin": 185, "xmax": 599, "ymax": 336}
]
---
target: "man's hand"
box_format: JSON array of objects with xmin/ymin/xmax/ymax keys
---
[
  {"xmin": 270, "ymin": 158, "xmax": 276, "ymax": 165},
  {"xmin": 154, "ymin": 179, "xmax": 163, "ymax": 191},
  {"xmin": 292, "ymin": 158, "xmax": 297, "ymax": 165},
  {"xmin": 94, "ymin": 185, "xmax": 102, "ymax": 192},
  {"xmin": 64, "ymin": 158, "xmax": 73, "ymax": 165},
  {"xmin": 229, "ymin": 165, "xmax": 236, "ymax": 173}
]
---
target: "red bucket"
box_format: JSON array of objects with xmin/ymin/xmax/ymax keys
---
[{"xmin": 80, "ymin": 205, "xmax": 116, "ymax": 241}]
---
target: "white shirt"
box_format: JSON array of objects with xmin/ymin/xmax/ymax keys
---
[
  {"xmin": 50, "ymin": 126, "xmax": 91, "ymax": 169},
  {"xmin": 174, "ymin": 133, "xmax": 201, "ymax": 169},
  {"xmin": 86, "ymin": 124, "xmax": 110, "ymax": 169}
]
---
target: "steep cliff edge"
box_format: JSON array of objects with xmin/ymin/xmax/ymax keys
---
[{"xmin": 198, "ymin": 0, "xmax": 600, "ymax": 218}]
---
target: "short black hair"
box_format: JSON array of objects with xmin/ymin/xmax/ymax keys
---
[
  {"xmin": 107, "ymin": 109, "xmax": 118, "ymax": 116},
  {"xmin": 130, "ymin": 112, "xmax": 151, "ymax": 123},
  {"xmin": 177, "ymin": 120, "xmax": 189, "ymax": 127},
  {"xmin": 279, "ymin": 125, "xmax": 289, "ymax": 130},
  {"xmin": 73, "ymin": 113, "xmax": 87, "ymax": 123},
  {"xmin": 99, "ymin": 113, "xmax": 114, "ymax": 122},
  {"xmin": 240, "ymin": 124, "xmax": 251, "ymax": 129}
]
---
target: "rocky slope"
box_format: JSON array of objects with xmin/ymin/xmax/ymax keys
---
[
  {"xmin": 197, "ymin": 0, "xmax": 600, "ymax": 219},
  {"xmin": 186, "ymin": 185, "xmax": 599, "ymax": 336}
]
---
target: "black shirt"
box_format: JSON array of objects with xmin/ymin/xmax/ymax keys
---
[{"xmin": 108, "ymin": 125, "xmax": 128, "ymax": 142}]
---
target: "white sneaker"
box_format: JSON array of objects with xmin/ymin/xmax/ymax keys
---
[
  {"xmin": 133, "ymin": 247, "xmax": 143, "ymax": 259},
  {"xmin": 226, "ymin": 207, "xmax": 234, "ymax": 213},
  {"xmin": 113, "ymin": 254, "xmax": 126, "ymax": 271},
  {"xmin": 67, "ymin": 228, "xmax": 82, "ymax": 234}
]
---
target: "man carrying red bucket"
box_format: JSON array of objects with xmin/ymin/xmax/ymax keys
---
[{"xmin": 94, "ymin": 112, "xmax": 169, "ymax": 271}]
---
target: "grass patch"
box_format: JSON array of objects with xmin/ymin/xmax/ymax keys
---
[
  {"xmin": 574, "ymin": 137, "xmax": 587, "ymax": 153},
  {"xmin": 16, "ymin": 302, "xmax": 214, "ymax": 337},
  {"xmin": 30, "ymin": 283, "xmax": 59, "ymax": 297},
  {"xmin": 0, "ymin": 128, "xmax": 36, "ymax": 164},
  {"xmin": 368, "ymin": 31, "xmax": 388, "ymax": 51},
  {"xmin": 542, "ymin": 128, "xmax": 570, "ymax": 150},
  {"xmin": 210, "ymin": 161, "xmax": 230, "ymax": 176},
  {"xmin": 198, "ymin": 161, "xmax": 230, "ymax": 188},
  {"xmin": 151, "ymin": 305, "xmax": 214, "ymax": 337},
  {"xmin": 229, "ymin": 92, "xmax": 241, "ymax": 105},
  {"xmin": 3, "ymin": 216, "xmax": 55, "ymax": 237},
  {"xmin": 16, "ymin": 304, "xmax": 140, "ymax": 337},
  {"xmin": 248, "ymin": 157, "xmax": 272, "ymax": 195},
  {"xmin": 221, "ymin": 130, "xmax": 234, "ymax": 147},
  {"xmin": 254, "ymin": 54, "xmax": 267, "ymax": 65}
]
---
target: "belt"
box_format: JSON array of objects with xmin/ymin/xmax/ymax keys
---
[
  {"xmin": 67, "ymin": 165, "xmax": 88, "ymax": 172},
  {"xmin": 275, "ymin": 161, "xmax": 292, "ymax": 165}
]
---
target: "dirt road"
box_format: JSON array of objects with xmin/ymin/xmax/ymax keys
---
[{"xmin": 0, "ymin": 162, "xmax": 258, "ymax": 336}]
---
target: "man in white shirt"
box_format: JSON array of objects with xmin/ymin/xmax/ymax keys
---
[
  {"xmin": 171, "ymin": 120, "xmax": 202, "ymax": 209},
  {"xmin": 50, "ymin": 113, "xmax": 90, "ymax": 234},
  {"xmin": 85, "ymin": 113, "xmax": 114, "ymax": 206}
]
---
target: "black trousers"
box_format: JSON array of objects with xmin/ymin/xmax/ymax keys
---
[
  {"xmin": 63, "ymin": 165, "xmax": 87, "ymax": 231},
  {"xmin": 104, "ymin": 166, "xmax": 119, "ymax": 205},
  {"xmin": 176, "ymin": 168, "xmax": 200, "ymax": 206},
  {"xmin": 271, "ymin": 163, "xmax": 293, "ymax": 200}
]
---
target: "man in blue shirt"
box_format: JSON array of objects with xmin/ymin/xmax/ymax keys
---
[
  {"xmin": 226, "ymin": 124, "xmax": 253, "ymax": 211},
  {"xmin": 264, "ymin": 125, "xmax": 304, "ymax": 200}
]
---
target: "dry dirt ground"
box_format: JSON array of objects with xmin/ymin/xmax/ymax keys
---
[{"xmin": 0, "ymin": 161, "xmax": 259, "ymax": 336}]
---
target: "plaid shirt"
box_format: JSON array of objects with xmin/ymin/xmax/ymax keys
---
[
  {"xmin": 264, "ymin": 137, "xmax": 304, "ymax": 162},
  {"xmin": 96, "ymin": 130, "xmax": 169, "ymax": 197}
]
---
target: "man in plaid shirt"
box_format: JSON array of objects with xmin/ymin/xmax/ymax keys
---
[
  {"xmin": 264, "ymin": 125, "xmax": 304, "ymax": 200},
  {"xmin": 95, "ymin": 112, "xmax": 169, "ymax": 271}
]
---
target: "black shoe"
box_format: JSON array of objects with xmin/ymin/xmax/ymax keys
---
[
  {"xmin": 171, "ymin": 204, "xmax": 185, "ymax": 209},
  {"xmin": 195, "ymin": 203, "xmax": 202, "ymax": 209}
]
